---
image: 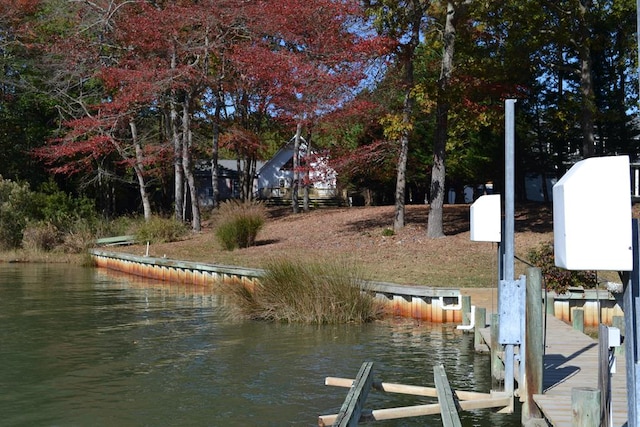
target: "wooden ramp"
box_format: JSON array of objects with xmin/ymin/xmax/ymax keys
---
[
  {"xmin": 481, "ymin": 315, "xmax": 627, "ymax": 426},
  {"xmin": 532, "ymin": 316, "xmax": 627, "ymax": 427}
]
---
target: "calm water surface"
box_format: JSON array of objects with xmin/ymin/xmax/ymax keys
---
[{"xmin": 0, "ymin": 264, "xmax": 519, "ymax": 426}]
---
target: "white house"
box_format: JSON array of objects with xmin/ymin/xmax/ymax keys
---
[
  {"xmin": 194, "ymin": 137, "xmax": 338, "ymax": 206},
  {"xmin": 255, "ymin": 137, "xmax": 337, "ymax": 200}
]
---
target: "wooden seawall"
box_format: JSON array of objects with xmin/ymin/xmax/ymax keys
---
[
  {"xmin": 547, "ymin": 289, "xmax": 624, "ymax": 327},
  {"xmin": 90, "ymin": 249, "xmax": 464, "ymax": 323}
]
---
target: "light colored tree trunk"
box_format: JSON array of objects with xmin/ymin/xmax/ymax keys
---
[
  {"xmin": 578, "ymin": 0, "xmax": 595, "ymax": 158},
  {"xmin": 393, "ymin": 14, "xmax": 419, "ymax": 232},
  {"xmin": 303, "ymin": 132, "xmax": 311, "ymax": 212},
  {"xmin": 292, "ymin": 122, "xmax": 302, "ymax": 214},
  {"xmin": 427, "ymin": 1, "xmax": 457, "ymax": 239},
  {"xmin": 182, "ymin": 96, "xmax": 201, "ymax": 232},
  {"xmin": 129, "ymin": 119, "xmax": 152, "ymax": 221},
  {"xmin": 170, "ymin": 45, "xmax": 184, "ymax": 222}
]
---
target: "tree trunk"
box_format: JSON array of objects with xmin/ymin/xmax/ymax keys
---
[
  {"xmin": 393, "ymin": 43, "xmax": 418, "ymax": 231},
  {"xmin": 427, "ymin": 1, "xmax": 457, "ymax": 239},
  {"xmin": 129, "ymin": 119, "xmax": 152, "ymax": 221},
  {"xmin": 170, "ymin": 46, "xmax": 184, "ymax": 222},
  {"xmin": 244, "ymin": 158, "xmax": 255, "ymax": 201},
  {"xmin": 182, "ymin": 96, "xmax": 201, "ymax": 232},
  {"xmin": 211, "ymin": 83, "xmax": 223, "ymax": 209},
  {"xmin": 292, "ymin": 122, "xmax": 302, "ymax": 214},
  {"xmin": 393, "ymin": 103, "xmax": 409, "ymax": 232},
  {"xmin": 303, "ymin": 132, "xmax": 312, "ymax": 212},
  {"xmin": 578, "ymin": 0, "xmax": 595, "ymax": 158}
]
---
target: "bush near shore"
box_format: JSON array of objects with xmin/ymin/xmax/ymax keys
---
[{"xmin": 218, "ymin": 259, "xmax": 385, "ymax": 324}]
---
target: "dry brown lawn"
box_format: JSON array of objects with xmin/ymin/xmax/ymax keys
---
[{"xmin": 116, "ymin": 203, "xmax": 556, "ymax": 289}]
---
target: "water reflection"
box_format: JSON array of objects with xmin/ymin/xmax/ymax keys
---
[{"xmin": 0, "ymin": 264, "xmax": 518, "ymax": 426}]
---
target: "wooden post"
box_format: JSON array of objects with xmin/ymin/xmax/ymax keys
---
[
  {"xmin": 572, "ymin": 308, "xmax": 584, "ymax": 333},
  {"xmin": 490, "ymin": 313, "xmax": 504, "ymax": 388},
  {"xmin": 571, "ymin": 387, "xmax": 601, "ymax": 427},
  {"xmin": 546, "ymin": 293, "xmax": 555, "ymax": 316},
  {"xmin": 598, "ymin": 324, "xmax": 611, "ymax": 427},
  {"xmin": 474, "ymin": 307, "xmax": 487, "ymax": 351},
  {"xmin": 523, "ymin": 267, "xmax": 544, "ymax": 424},
  {"xmin": 333, "ymin": 362, "xmax": 374, "ymax": 427},
  {"xmin": 461, "ymin": 295, "xmax": 471, "ymax": 326}
]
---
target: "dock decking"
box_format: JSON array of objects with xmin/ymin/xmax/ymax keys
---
[
  {"xmin": 482, "ymin": 315, "xmax": 627, "ymax": 426},
  {"xmin": 532, "ymin": 315, "xmax": 627, "ymax": 427}
]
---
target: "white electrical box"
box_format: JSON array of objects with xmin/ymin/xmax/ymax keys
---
[
  {"xmin": 553, "ymin": 155, "xmax": 632, "ymax": 271},
  {"xmin": 470, "ymin": 194, "xmax": 501, "ymax": 242},
  {"xmin": 608, "ymin": 326, "xmax": 621, "ymax": 347}
]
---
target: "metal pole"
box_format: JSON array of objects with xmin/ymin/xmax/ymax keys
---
[
  {"xmin": 624, "ymin": 219, "xmax": 640, "ymax": 427},
  {"xmin": 505, "ymin": 99, "xmax": 516, "ymax": 282},
  {"xmin": 637, "ymin": 0, "xmax": 640, "ymax": 100},
  {"xmin": 503, "ymin": 99, "xmax": 517, "ymax": 398}
]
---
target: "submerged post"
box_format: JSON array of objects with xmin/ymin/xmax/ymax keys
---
[
  {"xmin": 490, "ymin": 313, "xmax": 504, "ymax": 388},
  {"xmin": 474, "ymin": 307, "xmax": 487, "ymax": 351}
]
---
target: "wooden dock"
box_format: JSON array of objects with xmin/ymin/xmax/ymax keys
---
[
  {"xmin": 482, "ymin": 315, "xmax": 628, "ymax": 426},
  {"xmin": 532, "ymin": 315, "xmax": 627, "ymax": 427}
]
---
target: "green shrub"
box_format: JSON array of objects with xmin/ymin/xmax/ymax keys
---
[
  {"xmin": 0, "ymin": 177, "xmax": 35, "ymax": 249},
  {"xmin": 134, "ymin": 216, "xmax": 189, "ymax": 243},
  {"xmin": 214, "ymin": 200, "xmax": 266, "ymax": 251},
  {"xmin": 527, "ymin": 242, "xmax": 597, "ymax": 294},
  {"xmin": 0, "ymin": 177, "xmax": 100, "ymax": 252},
  {"xmin": 221, "ymin": 259, "xmax": 384, "ymax": 324},
  {"xmin": 32, "ymin": 180, "xmax": 98, "ymax": 233},
  {"xmin": 382, "ymin": 228, "xmax": 394, "ymax": 236}
]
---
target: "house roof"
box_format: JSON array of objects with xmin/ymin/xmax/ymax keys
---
[{"xmin": 194, "ymin": 159, "xmax": 266, "ymax": 175}]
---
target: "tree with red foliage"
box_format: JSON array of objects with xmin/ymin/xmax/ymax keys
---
[
  {"xmin": 231, "ymin": 0, "xmax": 389, "ymax": 212},
  {"xmin": 26, "ymin": 0, "xmax": 250, "ymax": 229},
  {"xmin": 14, "ymin": 0, "xmax": 387, "ymax": 221}
]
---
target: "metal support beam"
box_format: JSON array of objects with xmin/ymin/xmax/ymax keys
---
[
  {"xmin": 498, "ymin": 99, "xmax": 518, "ymax": 402},
  {"xmin": 624, "ymin": 219, "xmax": 640, "ymax": 427}
]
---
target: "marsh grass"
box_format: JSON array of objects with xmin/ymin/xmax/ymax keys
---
[{"xmin": 220, "ymin": 259, "xmax": 384, "ymax": 324}]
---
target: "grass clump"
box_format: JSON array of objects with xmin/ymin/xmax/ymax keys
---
[
  {"xmin": 21, "ymin": 221, "xmax": 61, "ymax": 252},
  {"xmin": 222, "ymin": 259, "xmax": 384, "ymax": 324},
  {"xmin": 215, "ymin": 200, "xmax": 266, "ymax": 251}
]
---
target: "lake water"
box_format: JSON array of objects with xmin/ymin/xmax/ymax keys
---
[{"xmin": 0, "ymin": 264, "xmax": 519, "ymax": 426}]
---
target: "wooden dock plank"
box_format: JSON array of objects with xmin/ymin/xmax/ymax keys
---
[
  {"xmin": 480, "ymin": 315, "xmax": 627, "ymax": 426},
  {"xmin": 532, "ymin": 315, "xmax": 627, "ymax": 427}
]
